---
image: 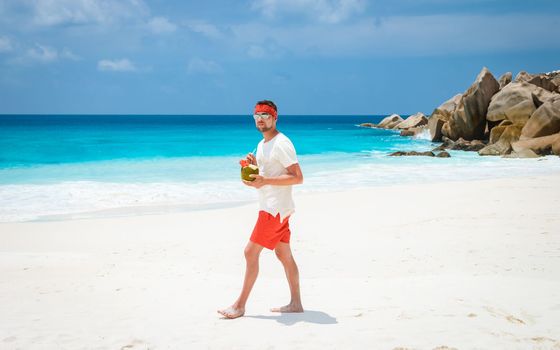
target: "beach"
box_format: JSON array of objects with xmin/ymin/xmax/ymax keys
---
[
  {"xmin": 2, "ymin": 0, "xmax": 559, "ymax": 348},
  {"xmin": 2, "ymin": 174, "xmax": 559, "ymax": 350}
]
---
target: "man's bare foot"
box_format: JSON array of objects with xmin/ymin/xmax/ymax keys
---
[
  {"xmin": 270, "ymin": 303, "xmax": 304, "ymax": 313},
  {"xmin": 217, "ymin": 306, "xmax": 245, "ymax": 319}
]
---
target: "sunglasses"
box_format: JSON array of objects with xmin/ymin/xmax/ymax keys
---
[{"xmin": 253, "ymin": 113, "xmax": 273, "ymax": 121}]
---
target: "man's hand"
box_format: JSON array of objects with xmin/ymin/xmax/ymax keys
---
[
  {"xmin": 246, "ymin": 153, "xmax": 257, "ymax": 165},
  {"xmin": 243, "ymin": 163, "xmax": 303, "ymax": 188},
  {"xmin": 243, "ymin": 174, "xmax": 266, "ymax": 189}
]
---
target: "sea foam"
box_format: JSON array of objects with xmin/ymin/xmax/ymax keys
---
[{"xmin": 1, "ymin": 153, "xmax": 559, "ymax": 222}]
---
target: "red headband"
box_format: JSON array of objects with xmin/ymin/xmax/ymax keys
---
[{"xmin": 254, "ymin": 104, "xmax": 277, "ymax": 119}]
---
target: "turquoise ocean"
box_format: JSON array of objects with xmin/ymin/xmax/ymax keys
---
[{"xmin": 1, "ymin": 114, "xmax": 559, "ymax": 222}]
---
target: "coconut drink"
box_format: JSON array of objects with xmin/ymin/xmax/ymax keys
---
[{"xmin": 239, "ymin": 159, "xmax": 259, "ymax": 181}]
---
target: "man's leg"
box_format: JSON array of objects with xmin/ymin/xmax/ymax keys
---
[
  {"xmin": 218, "ymin": 241, "xmax": 264, "ymax": 319},
  {"xmin": 271, "ymin": 242, "xmax": 303, "ymax": 313}
]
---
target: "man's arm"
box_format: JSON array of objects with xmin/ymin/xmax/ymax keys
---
[{"xmin": 243, "ymin": 163, "xmax": 303, "ymax": 188}]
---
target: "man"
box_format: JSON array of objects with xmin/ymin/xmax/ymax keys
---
[{"xmin": 218, "ymin": 100, "xmax": 304, "ymax": 319}]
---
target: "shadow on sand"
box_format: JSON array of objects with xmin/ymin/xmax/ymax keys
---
[{"xmin": 246, "ymin": 310, "xmax": 337, "ymax": 326}]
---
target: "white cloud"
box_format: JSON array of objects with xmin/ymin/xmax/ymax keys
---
[
  {"xmin": 246, "ymin": 43, "xmax": 284, "ymax": 59},
  {"xmin": 11, "ymin": 44, "xmax": 81, "ymax": 65},
  {"xmin": 8, "ymin": 44, "xmax": 80, "ymax": 64},
  {"xmin": 232, "ymin": 14, "xmax": 560, "ymax": 57},
  {"xmin": 184, "ymin": 20, "xmax": 222, "ymax": 39},
  {"xmin": 60, "ymin": 48, "xmax": 80, "ymax": 60},
  {"xmin": 187, "ymin": 58, "xmax": 222, "ymax": 75},
  {"xmin": 26, "ymin": 43, "xmax": 57, "ymax": 62},
  {"xmin": 0, "ymin": 36, "xmax": 13, "ymax": 52},
  {"xmin": 25, "ymin": 0, "xmax": 149, "ymax": 26},
  {"xmin": 148, "ymin": 16, "xmax": 177, "ymax": 34},
  {"xmin": 97, "ymin": 58, "xmax": 136, "ymax": 72},
  {"xmin": 250, "ymin": 0, "xmax": 366, "ymax": 23}
]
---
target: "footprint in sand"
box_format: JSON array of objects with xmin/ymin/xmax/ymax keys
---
[
  {"xmin": 506, "ymin": 315, "xmax": 525, "ymax": 324},
  {"xmin": 120, "ymin": 339, "xmax": 148, "ymax": 350},
  {"xmin": 483, "ymin": 306, "xmax": 527, "ymax": 325},
  {"xmin": 530, "ymin": 336, "xmax": 560, "ymax": 348}
]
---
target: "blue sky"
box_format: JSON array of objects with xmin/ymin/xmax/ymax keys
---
[{"xmin": 0, "ymin": 0, "xmax": 559, "ymax": 115}]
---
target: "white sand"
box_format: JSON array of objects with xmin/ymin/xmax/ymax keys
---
[{"xmin": 1, "ymin": 174, "xmax": 560, "ymax": 349}]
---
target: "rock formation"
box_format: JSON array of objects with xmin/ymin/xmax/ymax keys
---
[
  {"xmin": 395, "ymin": 112, "xmax": 428, "ymax": 129},
  {"xmin": 377, "ymin": 114, "xmax": 403, "ymax": 129},
  {"xmin": 442, "ymin": 67, "xmax": 500, "ymax": 141},
  {"xmin": 429, "ymin": 67, "xmax": 559, "ymax": 157},
  {"xmin": 487, "ymin": 82, "xmax": 556, "ymax": 124},
  {"xmin": 361, "ymin": 67, "xmax": 560, "ymax": 158},
  {"xmin": 428, "ymin": 94, "xmax": 461, "ymax": 142},
  {"xmin": 520, "ymin": 97, "xmax": 560, "ymax": 139},
  {"xmin": 498, "ymin": 72, "xmax": 512, "ymax": 89},
  {"xmin": 511, "ymin": 133, "xmax": 560, "ymax": 156}
]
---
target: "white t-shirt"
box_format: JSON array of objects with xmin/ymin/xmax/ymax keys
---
[{"xmin": 255, "ymin": 132, "xmax": 298, "ymax": 222}]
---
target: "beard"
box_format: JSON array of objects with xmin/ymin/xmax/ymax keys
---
[{"xmin": 256, "ymin": 125, "xmax": 272, "ymax": 132}]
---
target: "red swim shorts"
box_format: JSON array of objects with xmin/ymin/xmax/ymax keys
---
[{"xmin": 250, "ymin": 211, "xmax": 291, "ymax": 250}]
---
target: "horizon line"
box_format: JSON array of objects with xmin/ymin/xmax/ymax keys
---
[{"xmin": 0, "ymin": 113, "xmax": 418, "ymax": 117}]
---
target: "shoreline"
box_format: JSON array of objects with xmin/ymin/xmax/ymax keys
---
[
  {"xmin": 2, "ymin": 164, "xmax": 560, "ymax": 224},
  {"xmin": 2, "ymin": 112, "xmax": 560, "ymax": 224}
]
